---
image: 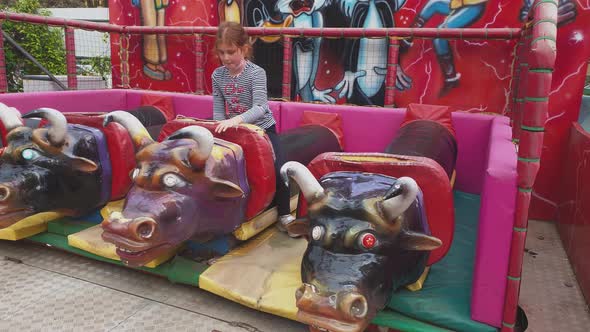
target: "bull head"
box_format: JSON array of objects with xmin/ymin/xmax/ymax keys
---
[
  {"xmin": 0, "ymin": 104, "xmax": 101, "ymax": 229},
  {"xmin": 101, "ymin": 112, "xmax": 245, "ymax": 267},
  {"xmin": 281, "ymin": 161, "xmax": 441, "ymax": 332}
]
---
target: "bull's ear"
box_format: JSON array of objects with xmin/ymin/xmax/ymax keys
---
[
  {"xmin": 69, "ymin": 156, "xmax": 99, "ymax": 172},
  {"xmin": 286, "ymin": 219, "xmax": 310, "ymax": 240},
  {"xmin": 210, "ymin": 178, "xmax": 245, "ymax": 198},
  {"xmin": 399, "ymin": 232, "xmax": 442, "ymax": 251}
]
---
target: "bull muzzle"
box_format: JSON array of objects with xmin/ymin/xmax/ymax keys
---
[
  {"xmin": 102, "ymin": 212, "xmax": 159, "ymax": 242},
  {"xmin": 295, "ymin": 283, "xmax": 370, "ymax": 332}
]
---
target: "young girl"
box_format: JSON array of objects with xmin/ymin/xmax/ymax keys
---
[{"xmin": 212, "ymin": 21, "xmax": 295, "ymax": 233}]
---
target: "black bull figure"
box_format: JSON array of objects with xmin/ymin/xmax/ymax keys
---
[
  {"xmin": 280, "ymin": 119, "xmax": 457, "ymax": 332},
  {"xmin": 0, "ymin": 103, "xmax": 166, "ymax": 230},
  {"xmin": 282, "ymin": 163, "xmax": 442, "ymax": 332},
  {"xmin": 0, "ymin": 106, "xmax": 103, "ymax": 228},
  {"xmin": 100, "ymin": 111, "xmax": 341, "ymax": 267}
]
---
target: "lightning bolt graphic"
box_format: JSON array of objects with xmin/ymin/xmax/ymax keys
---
[
  {"xmin": 173, "ymin": 64, "xmax": 192, "ymax": 89},
  {"xmin": 464, "ymin": 41, "xmax": 488, "ymax": 46},
  {"xmin": 401, "ymin": 2, "xmax": 420, "ymax": 15},
  {"xmin": 463, "ymin": 105, "xmax": 489, "ymax": 113},
  {"xmin": 419, "ymin": 61, "xmax": 432, "ymax": 104},
  {"xmin": 484, "ymin": 1, "xmax": 509, "ymax": 28},
  {"xmin": 545, "ymin": 111, "xmax": 566, "ymax": 124},
  {"xmin": 405, "ymin": 43, "xmax": 432, "ymax": 71},
  {"xmin": 481, "ymin": 60, "xmax": 511, "ymax": 81},
  {"xmin": 549, "ymin": 62, "xmax": 586, "ymax": 95}
]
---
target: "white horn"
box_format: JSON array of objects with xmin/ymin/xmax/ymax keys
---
[
  {"xmin": 280, "ymin": 161, "xmax": 325, "ymax": 204},
  {"xmin": 378, "ymin": 177, "xmax": 419, "ymax": 223},
  {"xmin": 104, "ymin": 111, "xmax": 154, "ymax": 150},
  {"xmin": 0, "ymin": 103, "xmax": 23, "ymax": 133}
]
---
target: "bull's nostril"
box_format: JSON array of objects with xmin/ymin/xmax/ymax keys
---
[
  {"xmin": 136, "ymin": 221, "xmax": 156, "ymax": 239},
  {"xmin": 0, "ymin": 186, "xmax": 9, "ymax": 201},
  {"xmin": 349, "ymin": 298, "xmax": 368, "ymax": 318}
]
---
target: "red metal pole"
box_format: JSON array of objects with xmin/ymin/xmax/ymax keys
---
[
  {"xmin": 0, "ymin": 24, "xmax": 8, "ymax": 93},
  {"xmin": 512, "ymin": 24, "xmax": 531, "ymax": 141},
  {"xmin": 0, "ymin": 12, "xmax": 521, "ymax": 40},
  {"xmin": 65, "ymin": 27, "xmax": 77, "ymax": 90},
  {"xmin": 282, "ymin": 36, "xmax": 292, "ymax": 101},
  {"xmin": 119, "ymin": 33, "xmax": 130, "ymax": 89},
  {"xmin": 384, "ymin": 38, "xmax": 399, "ymax": 108},
  {"xmin": 194, "ymin": 34, "xmax": 204, "ymax": 95},
  {"xmin": 501, "ymin": 1, "xmax": 558, "ymax": 331}
]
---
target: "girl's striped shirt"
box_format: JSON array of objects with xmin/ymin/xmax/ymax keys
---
[{"xmin": 212, "ymin": 61, "xmax": 276, "ymax": 130}]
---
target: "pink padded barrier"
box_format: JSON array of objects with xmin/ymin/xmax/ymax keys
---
[
  {"xmin": 279, "ymin": 102, "xmax": 495, "ymax": 194},
  {"xmin": 0, "ymin": 90, "xmax": 127, "ymax": 114},
  {"xmin": 452, "ymin": 112, "xmax": 494, "ymax": 194},
  {"xmin": 279, "ymin": 102, "xmax": 405, "ymax": 152},
  {"xmin": 471, "ymin": 116, "xmax": 517, "ymax": 327},
  {"xmin": 125, "ymin": 90, "xmax": 282, "ymax": 126}
]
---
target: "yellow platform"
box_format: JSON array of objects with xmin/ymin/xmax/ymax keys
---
[
  {"xmin": 67, "ymin": 225, "xmax": 180, "ymax": 268},
  {"xmin": 199, "ymin": 228, "xmax": 307, "ymax": 321},
  {"xmin": 0, "ymin": 211, "xmax": 65, "ymax": 241}
]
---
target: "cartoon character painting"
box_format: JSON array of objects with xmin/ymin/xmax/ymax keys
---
[
  {"xmin": 337, "ymin": 0, "xmax": 412, "ymax": 105},
  {"xmin": 235, "ymin": 0, "xmax": 411, "ymax": 105},
  {"xmin": 403, "ymin": 0, "xmax": 488, "ymax": 97},
  {"xmin": 133, "ymin": 0, "xmax": 172, "ymax": 80}
]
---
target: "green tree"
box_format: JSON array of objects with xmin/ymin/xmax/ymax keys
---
[{"xmin": 1, "ymin": 0, "xmax": 67, "ymax": 91}]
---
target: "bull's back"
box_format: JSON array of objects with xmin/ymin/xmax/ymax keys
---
[
  {"xmin": 280, "ymin": 125, "xmax": 342, "ymax": 166},
  {"xmin": 385, "ymin": 120, "xmax": 457, "ymax": 179}
]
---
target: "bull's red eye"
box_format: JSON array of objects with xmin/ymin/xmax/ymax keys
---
[{"xmin": 359, "ymin": 233, "xmax": 377, "ymax": 249}]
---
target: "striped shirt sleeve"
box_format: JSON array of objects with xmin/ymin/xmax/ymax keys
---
[
  {"xmin": 211, "ymin": 69, "xmax": 226, "ymax": 121},
  {"xmin": 240, "ymin": 67, "xmax": 268, "ymax": 124}
]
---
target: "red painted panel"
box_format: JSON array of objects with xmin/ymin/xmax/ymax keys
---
[
  {"xmin": 557, "ymin": 123, "xmax": 590, "ymax": 303},
  {"xmin": 109, "ymin": 0, "xmax": 218, "ymax": 93}
]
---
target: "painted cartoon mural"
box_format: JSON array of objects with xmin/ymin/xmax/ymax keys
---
[
  {"xmin": 136, "ymin": 0, "xmax": 172, "ymax": 80},
  {"xmin": 109, "ymin": 0, "xmax": 590, "ymax": 220},
  {"xmin": 109, "ymin": 0, "xmax": 219, "ymax": 92}
]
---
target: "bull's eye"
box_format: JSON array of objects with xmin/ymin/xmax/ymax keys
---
[
  {"xmin": 358, "ymin": 232, "xmax": 377, "ymax": 250},
  {"xmin": 311, "ymin": 226, "xmax": 325, "ymax": 241},
  {"xmin": 21, "ymin": 148, "xmax": 41, "ymax": 161},
  {"xmin": 130, "ymin": 168, "xmax": 140, "ymax": 180},
  {"xmin": 162, "ymin": 173, "xmax": 183, "ymax": 188}
]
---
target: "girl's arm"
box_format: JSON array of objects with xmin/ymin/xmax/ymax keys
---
[
  {"xmin": 212, "ymin": 72, "xmax": 226, "ymax": 121},
  {"xmin": 240, "ymin": 67, "xmax": 268, "ymax": 123}
]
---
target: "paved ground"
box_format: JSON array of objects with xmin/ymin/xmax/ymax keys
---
[
  {"xmin": 0, "ymin": 220, "xmax": 588, "ymax": 331},
  {"xmin": 519, "ymin": 220, "xmax": 590, "ymax": 332}
]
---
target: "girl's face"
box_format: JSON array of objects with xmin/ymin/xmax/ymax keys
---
[{"xmin": 217, "ymin": 42, "xmax": 245, "ymax": 73}]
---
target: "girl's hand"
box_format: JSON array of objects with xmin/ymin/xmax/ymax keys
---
[{"xmin": 215, "ymin": 116, "xmax": 243, "ymax": 133}]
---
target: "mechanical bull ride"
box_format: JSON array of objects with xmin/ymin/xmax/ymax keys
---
[
  {"xmin": 281, "ymin": 104, "xmax": 457, "ymax": 332},
  {"xmin": 99, "ymin": 111, "xmax": 342, "ymax": 267},
  {"xmin": 0, "ymin": 103, "xmax": 166, "ymax": 239}
]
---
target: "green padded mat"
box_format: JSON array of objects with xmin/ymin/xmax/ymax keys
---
[
  {"xmin": 26, "ymin": 219, "xmax": 207, "ymax": 287},
  {"xmin": 378, "ymin": 191, "xmax": 497, "ymax": 332}
]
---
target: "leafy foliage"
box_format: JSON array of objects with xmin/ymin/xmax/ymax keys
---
[
  {"xmin": 2, "ymin": 0, "xmax": 108, "ymax": 7},
  {"xmin": 1, "ymin": 0, "xmax": 68, "ymax": 91}
]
